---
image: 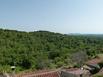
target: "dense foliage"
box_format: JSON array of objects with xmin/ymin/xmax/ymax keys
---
[{"xmin": 0, "ymin": 29, "xmax": 103, "ymax": 72}]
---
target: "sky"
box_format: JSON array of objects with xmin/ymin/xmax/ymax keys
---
[{"xmin": 0, "ymin": 0, "xmax": 103, "ymax": 34}]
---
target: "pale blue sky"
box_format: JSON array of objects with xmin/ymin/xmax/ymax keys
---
[{"xmin": 0, "ymin": 0, "xmax": 103, "ymax": 34}]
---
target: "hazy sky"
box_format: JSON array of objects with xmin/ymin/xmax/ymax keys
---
[{"xmin": 0, "ymin": 0, "xmax": 103, "ymax": 34}]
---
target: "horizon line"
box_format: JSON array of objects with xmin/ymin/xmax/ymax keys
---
[{"xmin": 0, "ymin": 28, "xmax": 103, "ymax": 35}]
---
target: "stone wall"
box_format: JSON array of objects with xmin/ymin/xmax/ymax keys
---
[
  {"xmin": 60, "ymin": 71, "xmax": 90, "ymax": 77},
  {"xmin": 60, "ymin": 71, "xmax": 79, "ymax": 77}
]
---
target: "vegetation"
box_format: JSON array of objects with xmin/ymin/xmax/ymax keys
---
[
  {"xmin": 0, "ymin": 29, "xmax": 103, "ymax": 72},
  {"xmin": 93, "ymin": 74, "xmax": 103, "ymax": 77}
]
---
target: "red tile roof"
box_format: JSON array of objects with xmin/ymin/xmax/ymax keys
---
[
  {"xmin": 16, "ymin": 70, "xmax": 60, "ymax": 77},
  {"xmin": 86, "ymin": 58, "xmax": 102, "ymax": 65}
]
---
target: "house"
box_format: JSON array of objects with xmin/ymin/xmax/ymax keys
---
[
  {"xmin": 86, "ymin": 58, "xmax": 102, "ymax": 65},
  {"xmin": 85, "ymin": 58, "xmax": 102, "ymax": 74},
  {"xmin": 60, "ymin": 68, "xmax": 90, "ymax": 77}
]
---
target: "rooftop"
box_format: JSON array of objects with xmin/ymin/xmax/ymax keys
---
[
  {"xmin": 86, "ymin": 58, "xmax": 102, "ymax": 65},
  {"xmin": 63, "ymin": 68, "xmax": 88, "ymax": 75}
]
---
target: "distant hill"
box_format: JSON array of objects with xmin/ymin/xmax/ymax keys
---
[{"xmin": 0, "ymin": 29, "xmax": 103, "ymax": 72}]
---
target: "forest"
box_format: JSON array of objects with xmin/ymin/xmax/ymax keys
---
[{"xmin": 0, "ymin": 29, "xmax": 103, "ymax": 72}]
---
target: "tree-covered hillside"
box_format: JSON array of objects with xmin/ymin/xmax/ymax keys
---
[{"xmin": 0, "ymin": 29, "xmax": 103, "ymax": 72}]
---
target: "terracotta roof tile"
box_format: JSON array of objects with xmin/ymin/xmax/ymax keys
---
[{"xmin": 86, "ymin": 58, "xmax": 102, "ymax": 65}]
